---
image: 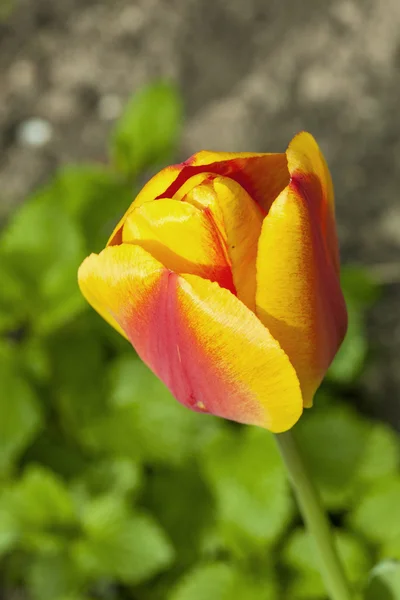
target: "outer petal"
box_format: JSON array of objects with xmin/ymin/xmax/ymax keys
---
[
  {"xmin": 78, "ymin": 244, "xmax": 302, "ymax": 432},
  {"xmin": 287, "ymin": 132, "xmax": 339, "ymax": 273},
  {"xmin": 78, "ymin": 245, "xmax": 164, "ymax": 341},
  {"xmin": 256, "ymin": 182, "xmax": 347, "ymax": 407},
  {"xmin": 181, "ymin": 174, "xmax": 264, "ymax": 310},
  {"xmin": 121, "ymin": 199, "xmax": 235, "ymax": 292}
]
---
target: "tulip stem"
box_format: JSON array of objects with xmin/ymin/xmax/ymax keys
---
[{"xmin": 275, "ymin": 429, "xmax": 353, "ymax": 600}]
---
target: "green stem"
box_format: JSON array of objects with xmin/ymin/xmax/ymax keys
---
[{"xmin": 275, "ymin": 429, "xmax": 353, "ymax": 600}]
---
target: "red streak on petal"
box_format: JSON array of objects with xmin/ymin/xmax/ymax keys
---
[
  {"xmin": 290, "ymin": 171, "xmax": 340, "ymax": 274},
  {"xmin": 129, "ymin": 270, "xmax": 210, "ymax": 413},
  {"xmin": 290, "ymin": 172, "xmax": 347, "ymax": 353},
  {"xmin": 154, "ymin": 161, "xmax": 263, "ymax": 209},
  {"xmin": 202, "ymin": 206, "xmax": 236, "ymax": 296}
]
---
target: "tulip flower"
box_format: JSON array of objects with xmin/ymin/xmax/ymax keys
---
[{"xmin": 78, "ymin": 132, "xmax": 347, "ymax": 433}]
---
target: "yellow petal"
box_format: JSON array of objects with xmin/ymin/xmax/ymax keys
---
[
  {"xmin": 256, "ymin": 184, "xmax": 347, "ymax": 407},
  {"xmin": 107, "ymin": 165, "xmax": 181, "ymax": 245},
  {"xmin": 182, "ymin": 175, "xmax": 264, "ymax": 310},
  {"xmin": 78, "ymin": 244, "xmax": 164, "ymax": 340},
  {"xmin": 122, "ymin": 199, "xmax": 235, "ymax": 291},
  {"xmin": 287, "ymin": 131, "xmax": 339, "ymax": 273}
]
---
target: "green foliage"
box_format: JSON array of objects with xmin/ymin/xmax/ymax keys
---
[
  {"xmin": 169, "ymin": 562, "xmax": 277, "ymax": 600},
  {"xmin": 365, "ymin": 561, "xmax": 400, "ymax": 600},
  {"xmin": 84, "ymin": 355, "xmax": 213, "ymax": 466},
  {"xmin": 357, "ymin": 423, "xmax": 400, "ymax": 484},
  {"xmin": 143, "ymin": 463, "xmax": 214, "ymax": 567},
  {"xmin": 328, "ymin": 266, "xmax": 380, "ymax": 385},
  {"xmin": 72, "ymin": 496, "xmax": 174, "ymax": 584},
  {"xmin": 200, "ymin": 426, "xmax": 293, "ymax": 551},
  {"xmin": 0, "ymin": 80, "xmax": 397, "ymax": 600},
  {"xmin": 0, "ymin": 188, "xmax": 86, "ymax": 333},
  {"xmin": 349, "ymin": 478, "xmax": 400, "ymax": 545},
  {"xmin": 0, "ymin": 0, "xmax": 14, "ymax": 21},
  {"xmin": 282, "ymin": 528, "xmax": 372, "ymax": 598},
  {"xmin": 0, "ymin": 355, "xmax": 43, "ymax": 474},
  {"xmin": 111, "ymin": 81, "xmax": 183, "ymax": 178},
  {"xmin": 295, "ymin": 403, "xmax": 370, "ymax": 510}
]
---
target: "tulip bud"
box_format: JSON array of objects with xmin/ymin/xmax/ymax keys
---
[{"xmin": 78, "ymin": 132, "xmax": 347, "ymax": 433}]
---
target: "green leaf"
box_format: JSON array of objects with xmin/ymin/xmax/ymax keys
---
[
  {"xmin": 111, "ymin": 81, "xmax": 183, "ymax": 177},
  {"xmin": 49, "ymin": 165, "xmax": 134, "ymax": 252},
  {"xmin": 0, "ymin": 254, "xmax": 27, "ymax": 332},
  {"xmin": 20, "ymin": 337, "xmax": 51, "ymax": 383},
  {"xmin": 328, "ymin": 266, "xmax": 380, "ymax": 384},
  {"xmin": 357, "ymin": 422, "xmax": 400, "ymax": 485},
  {"xmin": 349, "ymin": 478, "xmax": 400, "ymax": 545},
  {"xmin": 0, "ymin": 0, "xmax": 15, "ymax": 22},
  {"xmin": 0, "ymin": 362, "xmax": 42, "ymax": 473},
  {"xmin": 73, "ymin": 494, "xmax": 174, "ymax": 584},
  {"xmin": 365, "ymin": 560, "xmax": 400, "ymax": 600},
  {"xmin": 143, "ymin": 463, "xmax": 214, "ymax": 566},
  {"xmin": 382, "ymin": 536, "xmax": 400, "ymax": 562},
  {"xmin": 328, "ymin": 300, "xmax": 368, "ymax": 384},
  {"xmin": 47, "ymin": 321, "xmax": 108, "ymax": 443},
  {"xmin": 0, "ymin": 499, "xmax": 19, "ymax": 557},
  {"xmin": 74, "ymin": 458, "xmax": 141, "ymax": 503},
  {"xmin": 282, "ymin": 528, "xmax": 371, "ymax": 598},
  {"xmin": 169, "ymin": 562, "xmax": 277, "ymax": 600},
  {"xmin": 0, "ymin": 187, "xmax": 86, "ymax": 333},
  {"xmin": 27, "ymin": 554, "xmax": 84, "ymax": 600},
  {"xmin": 56, "ymin": 597, "xmax": 92, "ymax": 600},
  {"xmin": 26, "ymin": 431, "xmax": 89, "ymax": 480},
  {"xmin": 200, "ymin": 426, "xmax": 293, "ymax": 550},
  {"xmin": 295, "ymin": 404, "xmax": 369, "ymax": 509},
  {"xmin": 5, "ymin": 465, "xmax": 78, "ymax": 539},
  {"xmin": 340, "ymin": 266, "xmax": 380, "ymax": 309},
  {"xmin": 85, "ymin": 355, "xmax": 215, "ymax": 465}
]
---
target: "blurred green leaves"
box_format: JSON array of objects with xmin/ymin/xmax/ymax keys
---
[
  {"xmin": 295, "ymin": 404, "xmax": 370, "ymax": 510},
  {"xmin": 349, "ymin": 478, "xmax": 400, "ymax": 546},
  {"xmin": 201, "ymin": 426, "xmax": 293, "ymax": 551},
  {"xmin": 328, "ymin": 266, "xmax": 380, "ymax": 385},
  {"xmin": 73, "ymin": 496, "xmax": 174, "ymax": 584},
  {"xmin": 0, "ymin": 358, "xmax": 42, "ymax": 474},
  {"xmin": 0, "ymin": 189, "xmax": 86, "ymax": 333},
  {"xmin": 282, "ymin": 528, "xmax": 371, "ymax": 599},
  {"xmin": 111, "ymin": 81, "xmax": 183, "ymax": 178},
  {"xmin": 365, "ymin": 561, "xmax": 400, "ymax": 600},
  {"xmin": 84, "ymin": 355, "xmax": 212, "ymax": 465},
  {"xmin": 0, "ymin": 80, "xmax": 397, "ymax": 600},
  {"xmin": 169, "ymin": 562, "xmax": 277, "ymax": 600}
]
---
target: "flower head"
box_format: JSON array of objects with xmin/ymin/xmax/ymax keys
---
[{"xmin": 78, "ymin": 132, "xmax": 347, "ymax": 432}]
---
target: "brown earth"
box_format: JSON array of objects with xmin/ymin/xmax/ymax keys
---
[{"xmin": 1, "ymin": 0, "xmax": 400, "ymax": 425}]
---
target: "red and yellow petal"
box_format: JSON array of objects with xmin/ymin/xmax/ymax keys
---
[
  {"xmin": 181, "ymin": 175, "xmax": 264, "ymax": 310},
  {"xmin": 255, "ymin": 182, "xmax": 347, "ymax": 407},
  {"xmin": 286, "ymin": 132, "xmax": 339, "ymax": 273},
  {"xmin": 78, "ymin": 244, "xmax": 165, "ymax": 341},
  {"xmin": 122, "ymin": 198, "xmax": 235, "ymax": 292},
  {"xmin": 107, "ymin": 164, "xmax": 182, "ymax": 246},
  {"xmin": 78, "ymin": 244, "xmax": 303, "ymax": 432},
  {"xmin": 108, "ymin": 149, "xmax": 290, "ymax": 246},
  {"xmin": 163, "ymin": 150, "xmax": 290, "ymax": 214}
]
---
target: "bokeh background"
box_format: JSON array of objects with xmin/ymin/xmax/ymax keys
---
[
  {"xmin": 1, "ymin": 1, "xmax": 400, "ymax": 599},
  {"xmin": 2, "ymin": 0, "xmax": 400, "ymax": 424}
]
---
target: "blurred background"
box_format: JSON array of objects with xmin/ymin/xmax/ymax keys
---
[{"xmin": 1, "ymin": 1, "xmax": 400, "ymax": 599}]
